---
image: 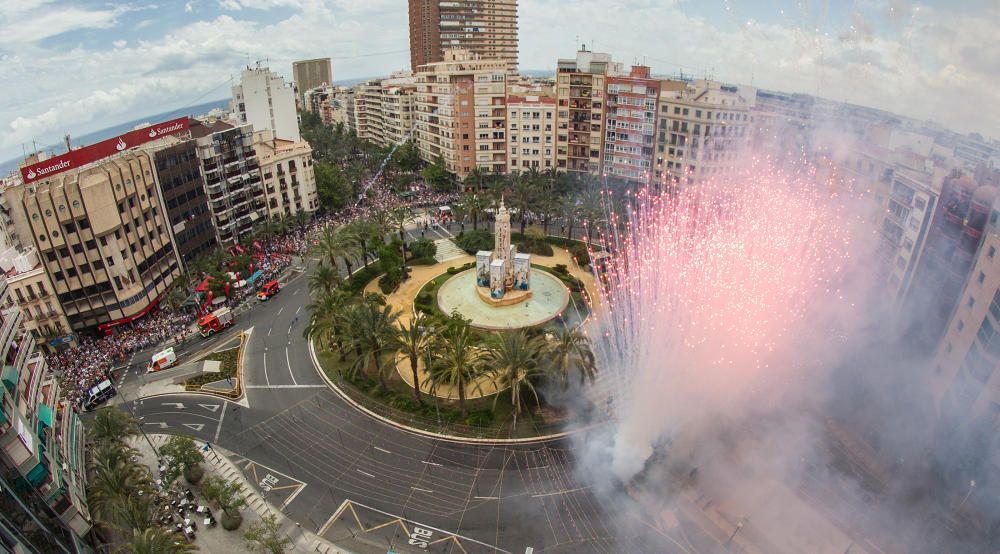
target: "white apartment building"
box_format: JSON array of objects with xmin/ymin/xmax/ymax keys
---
[
  {"xmin": 506, "ymin": 94, "xmax": 556, "ymax": 172},
  {"xmin": 654, "ymin": 80, "xmax": 755, "ymax": 187},
  {"xmin": 414, "ymin": 48, "xmax": 509, "ymax": 179},
  {"xmin": 253, "ymin": 129, "xmax": 320, "ymax": 218},
  {"xmin": 231, "ymin": 63, "xmax": 301, "ymax": 142}
]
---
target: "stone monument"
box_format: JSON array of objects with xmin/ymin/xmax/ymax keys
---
[{"xmin": 474, "ymin": 198, "xmax": 531, "ymax": 304}]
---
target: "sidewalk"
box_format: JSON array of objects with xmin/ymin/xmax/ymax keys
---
[{"xmin": 129, "ymin": 433, "xmax": 356, "ymax": 553}]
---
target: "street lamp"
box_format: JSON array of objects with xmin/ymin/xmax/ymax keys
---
[
  {"xmin": 724, "ymin": 518, "xmax": 745, "ymax": 548},
  {"xmin": 959, "ymin": 479, "xmax": 976, "ymax": 508},
  {"xmin": 111, "ymin": 380, "xmax": 159, "ymax": 459}
]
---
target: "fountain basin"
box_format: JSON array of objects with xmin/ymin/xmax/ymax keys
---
[{"xmin": 436, "ymin": 268, "xmax": 569, "ymax": 330}]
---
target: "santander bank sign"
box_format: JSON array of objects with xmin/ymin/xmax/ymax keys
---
[{"xmin": 20, "ymin": 117, "xmax": 190, "ymax": 184}]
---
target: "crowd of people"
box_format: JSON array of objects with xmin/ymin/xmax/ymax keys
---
[{"xmin": 51, "ymin": 178, "xmax": 457, "ymax": 409}]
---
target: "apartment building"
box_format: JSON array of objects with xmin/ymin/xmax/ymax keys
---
[
  {"xmin": 555, "ymin": 49, "xmax": 623, "ymax": 175},
  {"xmin": 414, "ymin": 48, "xmax": 509, "ymax": 179},
  {"xmin": 253, "ymin": 129, "xmax": 320, "ymax": 218},
  {"xmin": 654, "ymin": 80, "xmax": 754, "ymax": 188},
  {"xmin": 231, "ymin": 63, "xmax": 301, "ymax": 142},
  {"xmin": 292, "ymin": 58, "xmax": 332, "ymax": 107},
  {"xmin": 603, "ymin": 66, "xmax": 662, "ymax": 183},
  {"xmin": 5, "ymin": 248, "xmax": 71, "ymax": 345},
  {"xmin": 0, "ymin": 277, "xmax": 92, "ymax": 551},
  {"xmin": 408, "ymin": 0, "xmax": 519, "ymax": 72},
  {"xmin": 145, "ymin": 137, "xmax": 218, "ymax": 264},
  {"xmin": 6, "ymin": 150, "xmax": 183, "ymax": 334},
  {"xmin": 506, "ymin": 94, "xmax": 556, "ymax": 172},
  {"xmin": 191, "ymin": 119, "xmax": 267, "ymax": 246}
]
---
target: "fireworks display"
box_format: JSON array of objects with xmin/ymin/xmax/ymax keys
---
[{"xmin": 586, "ymin": 160, "xmax": 863, "ymax": 481}]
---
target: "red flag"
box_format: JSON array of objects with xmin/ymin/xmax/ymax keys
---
[{"xmin": 224, "ymin": 283, "xmax": 231, "ymax": 297}]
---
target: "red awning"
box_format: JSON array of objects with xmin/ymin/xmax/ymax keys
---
[
  {"xmin": 97, "ymin": 294, "xmax": 162, "ymax": 334},
  {"xmin": 194, "ymin": 277, "xmax": 212, "ymax": 293}
]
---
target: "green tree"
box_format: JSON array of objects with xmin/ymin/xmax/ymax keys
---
[
  {"xmin": 200, "ymin": 475, "xmax": 247, "ymax": 530},
  {"xmin": 377, "ymin": 238, "xmax": 406, "ymax": 292},
  {"xmin": 317, "ymin": 226, "xmax": 358, "ymax": 275},
  {"xmin": 483, "ymin": 330, "xmax": 545, "ymax": 415},
  {"xmin": 87, "ymin": 442, "xmax": 149, "ymax": 527},
  {"xmin": 544, "ymin": 326, "xmax": 597, "ymax": 389},
  {"xmin": 457, "ymin": 191, "xmax": 488, "ymax": 230},
  {"xmin": 392, "ymin": 140, "xmax": 422, "ymax": 172},
  {"xmin": 341, "ymin": 297, "xmax": 401, "ymax": 392},
  {"xmin": 243, "ymin": 514, "xmax": 293, "ymax": 554},
  {"xmin": 426, "ymin": 313, "xmax": 485, "ymax": 417},
  {"xmin": 158, "ymin": 435, "xmax": 205, "ymax": 484},
  {"xmin": 508, "ymin": 174, "xmax": 537, "ymax": 236},
  {"xmin": 305, "ymin": 288, "xmax": 353, "ymax": 361},
  {"xmin": 308, "ymin": 262, "xmax": 342, "ymax": 296},
  {"xmin": 118, "ymin": 527, "xmax": 197, "ymax": 554},
  {"xmin": 313, "ymin": 161, "xmax": 352, "ymax": 211},
  {"xmin": 392, "ymin": 312, "xmax": 434, "ymax": 407},
  {"xmin": 422, "ymin": 156, "xmax": 452, "ymax": 192},
  {"xmin": 388, "ymin": 205, "xmax": 414, "ymax": 263},
  {"xmin": 87, "ymin": 407, "xmax": 139, "ymax": 446}
]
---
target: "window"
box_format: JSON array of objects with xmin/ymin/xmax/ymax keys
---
[
  {"xmin": 72, "ymin": 244, "xmax": 83, "ymax": 255},
  {"xmin": 958, "ymin": 320, "xmax": 965, "ymax": 331},
  {"xmin": 969, "ymin": 296, "xmax": 976, "ymax": 308},
  {"xmin": 980, "ymin": 271, "xmax": 987, "ymax": 284},
  {"xmin": 991, "ymin": 245, "xmax": 996, "ymax": 260}
]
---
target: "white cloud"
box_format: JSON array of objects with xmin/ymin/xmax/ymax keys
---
[
  {"xmin": 113, "ymin": 40, "xmax": 127, "ymax": 49},
  {"xmin": 184, "ymin": 2, "xmax": 194, "ymax": 13},
  {"xmin": 0, "ymin": 0, "xmax": 998, "ymax": 164}
]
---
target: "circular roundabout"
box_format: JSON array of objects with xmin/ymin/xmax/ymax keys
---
[{"xmin": 435, "ymin": 267, "xmax": 570, "ymax": 330}]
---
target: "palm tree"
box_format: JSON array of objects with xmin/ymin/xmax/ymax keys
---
[
  {"xmin": 388, "ymin": 205, "xmax": 414, "ymax": 267},
  {"xmin": 87, "ymin": 407, "xmax": 139, "ymax": 446},
  {"xmin": 304, "ymin": 289, "xmax": 353, "ymax": 361},
  {"xmin": 118, "ymin": 528, "xmax": 197, "ymax": 554},
  {"xmin": 347, "ymin": 218, "xmax": 380, "ymax": 267},
  {"xmin": 87, "ymin": 442, "xmax": 150, "ymax": 527},
  {"xmin": 561, "ymin": 194, "xmax": 579, "ymax": 240},
  {"xmin": 341, "ymin": 297, "xmax": 400, "ymax": 392},
  {"xmin": 425, "ymin": 314, "xmax": 485, "ymax": 417},
  {"xmin": 391, "ymin": 313, "xmax": 434, "ymax": 406},
  {"xmin": 544, "ymin": 326, "xmax": 597, "ymax": 390},
  {"xmin": 465, "ymin": 167, "xmax": 487, "ymax": 191},
  {"xmin": 368, "ymin": 208, "xmax": 394, "ymax": 246},
  {"xmin": 317, "ymin": 225, "xmax": 360, "ymax": 274},
  {"xmin": 457, "ymin": 191, "xmax": 487, "ymax": 230},
  {"xmin": 308, "ymin": 263, "xmax": 342, "ymax": 296},
  {"xmin": 509, "ymin": 174, "xmax": 537, "ymax": 236},
  {"xmin": 483, "ymin": 330, "xmax": 545, "ymax": 415}
]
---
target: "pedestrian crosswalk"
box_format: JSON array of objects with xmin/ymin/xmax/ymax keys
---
[{"xmin": 433, "ymin": 239, "xmax": 467, "ymax": 262}]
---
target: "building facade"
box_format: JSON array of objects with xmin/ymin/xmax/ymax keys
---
[
  {"xmin": 654, "ymin": 80, "xmax": 754, "ymax": 188},
  {"xmin": 253, "ymin": 130, "xmax": 320, "ymax": 219},
  {"xmin": 506, "ymin": 94, "xmax": 556, "ymax": 172},
  {"xmin": 414, "ymin": 49, "xmax": 509, "ymax": 179},
  {"xmin": 0, "ymin": 277, "xmax": 92, "ymax": 551},
  {"xmin": 408, "ymin": 0, "xmax": 519, "ymax": 72},
  {"xmin": 191, "ymin": 120, "xmax": 267, "ymax": 246},
  {"xmin": 604, "ymin": 66, "xmax": 661, "ymax": 183},
  {"xmin": 5, "ymin": 248, "xmax": 71, "ymax": 345},
  {"xmin": 352, "ymin": 79, "xmax": 417, "ymax": 148},
  {"xmin": 231, "ymin": 63, "xmax": 301, "ymax": 142},
  {"xmin": 146, "ymin": 137, "xmax": 218, "ymax": 264},
  {"xmin": 555, "ymin": 49, "xmax": 622, "ymax": 175},
  {"xmin": 292, "ymin": 58, "xmax": 332, "ymax": 108},
  {"xmin": 6, "ymin": 151, "xmax": 182, "ymax": 333}
]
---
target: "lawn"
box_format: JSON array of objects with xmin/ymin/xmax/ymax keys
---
[{"xmin": 183, "ymin": 347, "xmax": 239, "ymax": 387}]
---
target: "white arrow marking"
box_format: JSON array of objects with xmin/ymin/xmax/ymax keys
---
[
  {"xmin": 143, "ymin": 422, "xmax": 169, "ymax": 429},
  {"xmin": 162, "ymin": 402, "xmax": 185, "ymax": 410},
  {"xmin": 198, "ymin": 404, "xmax": 220, "ymax": 413},
  {"xmin": 182, "ymin": 423, "xmax": 205, "ymax": 432}
]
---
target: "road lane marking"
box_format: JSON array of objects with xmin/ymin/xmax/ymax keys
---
[
  {"xmin": 244, "ymin": 384, "xmax": 326, "ymax": 389},
  {"xmin": 276, "ymin": 307, "xmax": 284, "ymax": 316},
  {"xmin": 143, "ymin": 422, "xmax": 169, "ymax": 428},
  {"xmin": 267, "ymin": 327, "xmax": 272, "ymax": 337},
  {"xmin": 474, "ymin": 496, "xmax": 500, "ymax": 500},
  {"xmin": 214, "ymin": 401, "xmax": 227, "ymax": 442},
  {"xmin": 198, "ymin": 404, "xmax": 221, "ymax": 413},
  {"xmin": 530, "ymin": 487, "xmax": 586, "ymax": 498},
  {"xmin": 411, "ymin": 487, "xmax": 434, "ymax": 494},
  {"xmin": 421, "ymin": 461, "xmax": 443, "ymax": 467},
  {"xmin": 162, "ymin": 402, "xmax": 185, "ymax": 409},
  {"xmin": 263, "ymin": 351, "xmax": 270, "ymax": 386},
  {"xmin": 373, "ymin": 446, "xmax": 391, "ymax": 454},
  {"xmin": 182, "ymin": 423, "xmax": 205, "ymax": 432},
  {"xmin": 294, "ymin": 306, "xmax": 301, "ymax": 315},
  {"xmin": 286, "ymin": 347, "xmax": 298, "ymax": 385},
  {"xmin": 356, "ymin": 469, "xmax": 375, "ymax": 478}
]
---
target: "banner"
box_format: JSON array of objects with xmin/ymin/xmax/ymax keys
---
[{"xmin": 20, "ymin": 117, "xmax": 190, "ymax": 184}]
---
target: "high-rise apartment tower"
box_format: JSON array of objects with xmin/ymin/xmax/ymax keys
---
[{"xmin": 408, "ymin": 0, "xmax": 519, "ymax": 73}]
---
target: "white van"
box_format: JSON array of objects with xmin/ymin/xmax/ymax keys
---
[
  {"xmin": 148, "ymin": 348, "xmax": 177, "ymax": 373},
  {"xmin": 83, "ymin": 379, "xmax": 116, "ymax": 411}
]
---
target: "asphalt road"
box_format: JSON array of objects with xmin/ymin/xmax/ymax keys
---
[{"xmin": 123, "ymin": 245, "xmax": 685, "ymax": 553}]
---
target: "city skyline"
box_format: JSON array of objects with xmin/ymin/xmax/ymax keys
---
[{"xmin": 1, "ymin": 1, "xmax": 998, "ymax": 164}]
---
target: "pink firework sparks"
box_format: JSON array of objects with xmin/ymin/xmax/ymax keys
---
[{"xmin": 585, "ymin": 160, "xmax": 863, "ymax": 479}]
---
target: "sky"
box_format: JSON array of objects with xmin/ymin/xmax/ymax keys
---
[{"xmin": 1, "ymin": 0, "xmax": 998, "ymax": 163}]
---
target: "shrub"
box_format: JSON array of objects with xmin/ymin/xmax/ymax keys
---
[
  {"xmin": 569, "ymin": 243, "xmax": 590, "ymax": 266},
  {"xmin": 455, "ymin": 229, "xmax": 493, "ymax": 254},
  {"xmin": 553, "ymin": 264, "xmax": 569, "ymax": 275},
  {"xmin": 516, "ymin": 239, "xmax": 553, "ymax": 256},
  {"xmin": 221, "ymin": 512, "xmax": 243, "ymax": 531},
  {"xmin": 379, "ymin": 272, "xmax": 402, "ymax": 294},
  {"xmin": 158, "ymin": 436, "xmax": 204, "ymax": 484},
  {"xmin": 408, "ymin": 256, "xmax": 437, "ymax": 266},
  {"xmin": 184, "ymin": 465, "xmax": 205, "ymax": 485},
  {"xmin": 408, "ymin": 238, "xmax": 437, "ymax": 259},
  {"xmin": 465, "ymin": 410, "xmax": 493, "ymax": 427}
]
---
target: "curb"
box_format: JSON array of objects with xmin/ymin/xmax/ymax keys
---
[{"xmin": 307, "ymin": 334, "xmax": 587, "ymax": 445}]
